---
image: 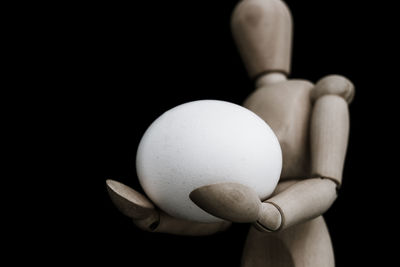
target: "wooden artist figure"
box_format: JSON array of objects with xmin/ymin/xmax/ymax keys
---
[{"xmin": 107, "ymin": 0, "xmax": 354, "ymax": 266}]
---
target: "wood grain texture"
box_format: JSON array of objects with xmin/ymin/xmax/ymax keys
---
[
  {"xmin": 255, "ymin": 202, "xmax": 282, "ymax": 232},
  {"xmin": 244, "ymin": 80, "xmax": 314, "ymax": 179},
  {"xmin": 106, "ymin": 179, "xmax": 231, "ymax": 236},
  {"xmin": 190, "ymin": 182, "xmax": 261, "ymax": 223},
  {"xmin": 132, "ymin": 211, "xmax": 232, "ymax": 236},
  {"xmin": 310, "ymin": 95, "xmax": 349, "ymax": 186},
  {"xmin": 242, "ymin": 216, "xmax": 335, "ymax": 267},
  {"xmin": 241, "ymin": 73, "xmax": 353, "ymax": 265},
  {"xmin": 106, "ymin": 1, "xmax": 355, "ymax": 263},
  {"xmin": 270, "ymin": 179, "xmax": 298, "ymax": 195},
  {"xmin": 147, "ymin": 212, "xmax": 231, "ymax": 236},
  {"xmin": 231, "ymin": 0, "xmax": 292, "ymax": 78},
  {"xmin": 265, "ymin": 178, "xmax": 337, "ymax": 230}
]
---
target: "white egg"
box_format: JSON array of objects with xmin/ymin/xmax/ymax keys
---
[{"xmin": 136, "ymin": 100, "xmax": 282, "ymax": 223}]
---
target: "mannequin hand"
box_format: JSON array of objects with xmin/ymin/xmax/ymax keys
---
[
  {"xmin": 106, "ymin": 179, "xmax": 231, "ymax": 235},
  {"xmin": 254, "ymin": 202, "xmax": 282, "ymax": 232}
]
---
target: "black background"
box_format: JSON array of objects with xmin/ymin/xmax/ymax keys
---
[{"xmin": 19, "ymin": 0, "xmax": 397, "ymax": 266}]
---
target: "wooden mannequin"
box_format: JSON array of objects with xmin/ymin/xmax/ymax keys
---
[{"xmin": 106, "ymin": 0, "xmax": 354, "ymax": 265}]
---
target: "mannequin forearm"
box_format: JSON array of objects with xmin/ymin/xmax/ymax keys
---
[
  {"xmin": 258, "ymin": 178, "xmax": 337, "ymax": 231},
  {"xmin": 256, "ymin": 76, "xmax": 353, "ymax": 232},
  {"xmin": 106, "ymin": 179, "xmax": 231, "ymax": 236},
  {"xmin": 133, "ymin": 211, "xmax": 231, "ymax": 236}
]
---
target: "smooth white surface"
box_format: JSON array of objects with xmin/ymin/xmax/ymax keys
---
[{"xmin": 136, "ymin": 100, "xmax": 282, "ymax": 223}]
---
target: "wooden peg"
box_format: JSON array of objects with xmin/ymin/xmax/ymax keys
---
[
  {"xmin": 231, "ymin": 0, "xmax": 292, "ymax": 79},
  {"xmin": 255, "ymin": 72, "xmax": 287, "ymax": 88},
  {"xmin": 190, "ymin": 182, "xmax": 262, "ymax": 223},
  {"xmin": 311, "ymin": 75, "xmax": 355, "ymax": 104}
]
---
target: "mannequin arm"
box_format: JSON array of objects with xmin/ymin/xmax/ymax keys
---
[
  {"xmin": 256, "ymin": 178, "xmax": 337, "ymax": 231},
  {"xmin": 310, "ymin": 75, "xmax": 354, "ymax": 185},
  {"xmin": 106, "ymin": 179, "xmax": 231, "ymax": 236},
  {"xmin": 256, "ymin": 75, "xmax": 354, "ymax": 231}
]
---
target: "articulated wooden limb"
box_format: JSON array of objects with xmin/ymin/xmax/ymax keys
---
[
  {"xmin": 140, "ymin": 212, "xmax": 231, "ymax": 236},
  {"xmin": 256, "ymin": 75, "xmax": 354, "ymax": 232},
  {"xmin": 189, "ymin": 179, "xmax": 336, "ymax": 232},
  {"xmin": 106, "ymin": 179, "xmax": 231, "ymax": 236},
  {"xmin": 255, "ymin": 72, "xmax": 287, "ymax": 88},
  {"xmin": 106, "ymin": 179, "xmax": 155, "ymax": 219},
  {"xmin": 132, "ymin": 211, "xmax": 231, "ymax": 236},
  {"xmin": 231, "ymin": 0, "xmax": 292, "ymax": 79},
  {"xmin": 190, "ymin": 182, "xmax": 263, "ymax": 223},
  {"xmin": 256, "ymin": 178, "xmax": 337, "ymax": 232},
  {"xmin": 310, "ymin": 75, "xmax": 354, "ymax": 186}
]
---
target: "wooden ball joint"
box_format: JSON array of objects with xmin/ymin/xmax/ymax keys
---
[{"xmin": 106, "ymin": 0, "xmax": 354, "ymax": 266}]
